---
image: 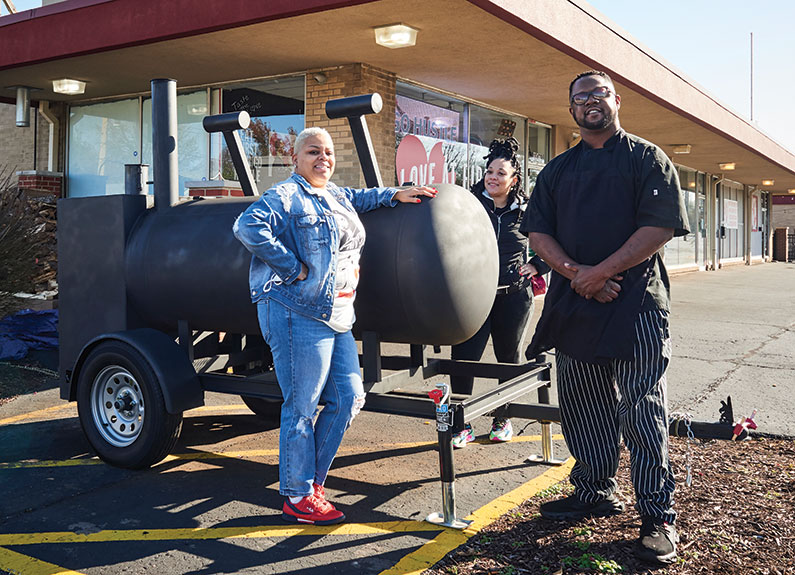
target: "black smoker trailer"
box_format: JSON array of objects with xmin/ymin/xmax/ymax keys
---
[{"xmin": 57, "ymin": 79, "xmax": 563, "ymax": 528}]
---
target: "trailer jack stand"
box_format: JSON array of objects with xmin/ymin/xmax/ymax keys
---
[
  {"xmin": 525, "ymin": 384, "xmax": 565, "ymax": 465},
  {"xmin": 425, "ymin": 382, "xmax": 472, "ymax": 530},
  {"xmin": 526, "ymin": 421, "xmax": 566, "ymax": 465}
]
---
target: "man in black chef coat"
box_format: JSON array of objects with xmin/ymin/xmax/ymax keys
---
[{"xmin": 521, "ymin": 70, "xmax": 690, "ymax": 565}]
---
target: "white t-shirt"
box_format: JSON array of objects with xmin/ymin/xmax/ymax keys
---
[{"xmin": 314, "ymin": 188, "xmax": 366, "ymax": 332}]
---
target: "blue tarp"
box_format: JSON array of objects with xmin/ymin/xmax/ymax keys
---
[{"xmin": 0, "ymin": 309, "xmax": 59, "ymax": 360}]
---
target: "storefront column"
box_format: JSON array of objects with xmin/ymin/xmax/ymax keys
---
[
  {"xmin": 305, "ymin": 64, "xmax": 397, "ymax": 188},
  {"xmin": 744, "ymin": 185, "xmax": 752, "ymax": 264},
  {"xmin": 707, "ymin": 174, "xmax": 719, "ymax": 270}
]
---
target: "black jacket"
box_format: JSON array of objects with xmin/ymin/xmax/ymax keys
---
[{"xmin": 473, "ymin": 188, "xmax": 550, "ymax": 288}]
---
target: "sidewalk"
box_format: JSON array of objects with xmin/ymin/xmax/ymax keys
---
[{"xmin": 665, "ymin": 261, "xmax": 795, "ymax": 437}]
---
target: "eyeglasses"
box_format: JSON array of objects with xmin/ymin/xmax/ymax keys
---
[{"xmin": 570, "ymin": 86, "xmax": 612, "ymax": 106}]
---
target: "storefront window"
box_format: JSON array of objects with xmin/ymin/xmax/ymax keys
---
[
  {"xmin": 696, "ymin": 172, "xmax": 707, "ymax": 266},
  {"xmin": 664, "ymin": 167, "xmax": 697, "ymax": 267},
  {"xmin": 718, "ymin": 180, "xmax": 745, "ymax": 259},
  {"xmin": 394, "ymin": 82, "xmax": 549, "ymax": 194},
  {"xmin": 142, "ymin": 90, "xmax": 210, "ymax": 195},
  {"xmin": 468, "ymin": 105, "xmax": 525, "ymax": 189},
  {"xmin": 215, "ymin": 76, "xmax": 305, "ymax": 191},
  {"xmin": 395, "ymin": 84, "xmax": 467, "ymax": 187},
  {"xmin": 66, "ymin": 76, "xmax": 305, "ymax": 198},
  {"xmin": 527, "ymin": 122, "xmax": 550, "ymax": 193},
  {"xmin": 68, "ymin": 98, "xmax": 139, "ymax": 197}
]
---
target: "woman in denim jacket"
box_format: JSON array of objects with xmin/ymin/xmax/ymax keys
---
[{"xmin": 234, "ymin": 127, "xmax": 435, "ymax": 525}]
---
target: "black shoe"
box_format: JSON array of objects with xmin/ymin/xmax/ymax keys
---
[
  {"xmin": 539, "ymin": 493, "xmax": 624, "ymax": 520},
  {"xmin": 636, "ymin": 516, "xmax": 678, "ymax": 564}
]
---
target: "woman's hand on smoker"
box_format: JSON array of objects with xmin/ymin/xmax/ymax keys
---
[{"xmin": 394, "ymin": 186, "xmax": 438, "ymax": 204}]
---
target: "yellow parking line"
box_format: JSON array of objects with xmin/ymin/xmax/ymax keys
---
[
  {"xmin": 0, "ymin": 452, "xmax": 573, "ymax": 575},
  {"xmin": 0, "ymin": 545, "xmax": 86, "ymax": 575},
  {"xmin": 0, "ymin": 521, "xmax": 442, "ymax": 546},
  {"xmin": 0, "ymin": 403, "xmax": 73, "ymax": 426},
  {"xmin": 0, "ymin": 402, "xmax": 248, "ymax": 429},
  {"xmin": 0, "ymin": 437, "xmax": 564, "ymax": 470},
  {"xmin": 377, "ymin": 458, "xmax": 575, "ymax": 575}
]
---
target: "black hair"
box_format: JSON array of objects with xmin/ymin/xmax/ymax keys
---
[
  {"xmin": 472, "ymin": 136, "xmax": 525, "ymax": 203},
  {"xmin": 568, "ymin": 70, "xmax": 615, "ymax": 99}
]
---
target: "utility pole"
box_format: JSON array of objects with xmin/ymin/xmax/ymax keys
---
[
  {"xmin": 1, "ymin": 0, "xmax": 17, "ymax": 14},
  {"xmin": 750, "ymin": 32, "xmax": 754, "ymax": 122}
]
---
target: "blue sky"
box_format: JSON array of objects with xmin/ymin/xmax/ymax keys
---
[
  {"xmin": 585, "ymin": 0, "xmax": 795, "ymax": 153},
  {"xmin": 5, "ymin": 0, "xmax": 794, "ymax": 153}
]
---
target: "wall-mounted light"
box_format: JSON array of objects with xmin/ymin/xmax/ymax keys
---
[
  {"xmin": 671, "ymin": 144, "xmax": 691, "ymax": 154},
  {"xmin": 187, "ymin": 105, "xmax": 207, "ymax": 116},
  {"xmin": 374, "ymin": 23, "xmax": 418, "ymax": 48},
  {"xmin": 788, "ymin": 188, "xmax": 795, "ymax": 194},
  {"xmin": 52, "ymin": 78, "xmax": 86, "ymax": 95},
  {"xmin": 761, "ymin": 179, "xmax": 775, "ymax": 186},
  {"xmin": 312, "ymin": 72, "xmax": 328, "ymax": 84},
  {"xmin": 718, "ymin": 162, "xmax": 736, "ymax": 171}
]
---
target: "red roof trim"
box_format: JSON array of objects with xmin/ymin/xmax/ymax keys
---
[
  {"xmin": 466, "ymin": 0, "xmax": 795, "ymax": 178},
  {"xmin": 0, "ymin": 0, "xmax": 374, "ymax": 71}
]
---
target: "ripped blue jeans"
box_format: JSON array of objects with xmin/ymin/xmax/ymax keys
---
[{"xmin": 258, "ymin": 298, "xmax": 366, "ymax": 497}]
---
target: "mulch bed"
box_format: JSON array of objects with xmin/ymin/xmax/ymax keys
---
[{"xmin": 424, "ymin": 436, "xmax": 795, "ymax": 574}]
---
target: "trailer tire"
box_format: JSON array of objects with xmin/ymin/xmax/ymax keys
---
[
  {"xmin": 77, "ymin": 341, "xmax": 183, "ymax": 469},
  {"xmin": 241, "ymin": 396, "xmax": 283, "ymax": 421}
]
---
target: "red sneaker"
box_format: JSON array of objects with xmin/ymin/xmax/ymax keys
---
[
  {"xmin": 282, "ymin": 494, "xmax": 345, "ymax": 525},
  {"xmin": 313, "ymin": 483, "xmax": 325, "ymax": 501}
]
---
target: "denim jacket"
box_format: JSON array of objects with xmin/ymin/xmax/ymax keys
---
[{"xmin": 233, "ymin": 173, "xmax": 398, "ymax": 321}]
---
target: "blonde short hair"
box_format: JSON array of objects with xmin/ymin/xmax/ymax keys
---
[{"xmin": 294, "ymin": 127, "xmax": 333, "ymax": 155}]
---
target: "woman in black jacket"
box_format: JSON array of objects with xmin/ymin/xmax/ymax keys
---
[{"xmin": 451, "ymin": 137, "xmax": 550, "ymax": 447}]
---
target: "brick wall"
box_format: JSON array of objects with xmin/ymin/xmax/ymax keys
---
[
  {"xmin": 0, "ymin": 103, "xmax": 51, "ymax": 180},
  {"xmin": 772, "ymin": 228, "xmax": 789, "ymax": 262},
  {"xmin": 17, "ymin": 170, "xmax": 63, "ymax": 197},
  {"xmin": 185, "ymin": 180, "xmax": 244, "ymax": 197},
  {"xmin": 305, "ymin": 64, "xmax": 397, "ymax": 188},
  {"xmin": 771, "ymin": 197, "xmax": 795, "ymax": 229}
]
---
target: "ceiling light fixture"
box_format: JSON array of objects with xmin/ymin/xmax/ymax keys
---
[
  {"xmin": 788, "ymin": 188, "xmax": 795, "ymax": 194},
  {"xmin": 671, "ymin": 144, "xmax": 691, "ymax": 154},
  {"xmin": 374, "ymin": 24, "xmax": 418, "ymax": 49},
  {"xmin": 52, "ymin": 78, "xmax": 86, "ymax": 95},
  {"xmin": 761, "ymin": 179, "xmax": 775, "ymax": 186},
  {"xmin": 718, "ymin": 162, "xmax": 736, "ymax": 171},
  {"xmin": 187, "ymin": 105, "xmax": 207, "ymax": 116}
]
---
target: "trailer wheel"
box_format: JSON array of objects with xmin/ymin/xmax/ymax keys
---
[
  {"xmin": 77, "ymin": 341, "xmax": 183, "ymax": 469},
  {"xmin": 241, "ymin": 396, "xmax": 283, "ymax": 420}
]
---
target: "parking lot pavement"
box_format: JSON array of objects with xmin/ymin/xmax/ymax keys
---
[
  {"xmin": 0, "ymin": 392, "xmax": 571, "ymax": 575},
  {"xmin": 664, "ymin": 262, "xmax": 795, "ymax": 437},
  {"xmin": 1, "ymin": 261, "xmax": 792, "ymax": 574}
]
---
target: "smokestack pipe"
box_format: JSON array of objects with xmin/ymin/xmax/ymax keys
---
[{"xmin": 151, "ymin": 79, "xmax": 179, "ymax": 209}]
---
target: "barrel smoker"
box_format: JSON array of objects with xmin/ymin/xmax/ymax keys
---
[{"xmin": 58, "ymin": 79, "xmax": 563, "ymax": 528}]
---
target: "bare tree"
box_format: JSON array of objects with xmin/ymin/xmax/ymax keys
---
[{"xmin": 0, "ymin": 170, "xmax": 48, "ymax": 318}]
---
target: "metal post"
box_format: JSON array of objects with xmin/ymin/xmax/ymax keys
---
[
  {"xmin": 325, "ymin": 94, "xmax": 384, "ymax": 188},
  {"xmin": 124, "ymin": 164, "xmax": 149, "ymax": 195},
  {"xmin": 361, "ymin": 331, "xmax": 382, "ymax": 384},
  {"xmin": 151, "ymin": 79, "xmax": 179, "ymax": 209},
  {"xmin": 426, "ymin": 382, "xmax": 472, "ymax": 530},
  {"xmin": 202, "ymin": 111, "xmax": 257, "ymax": 196},
  {"xmin": 527, "ymin": 357, "xmax": 566, "ymax": 465},
  {"xmin": 347, "ymin": 115, "xmax": 383, "ymax": 188}
]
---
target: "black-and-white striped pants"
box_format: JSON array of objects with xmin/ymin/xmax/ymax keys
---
[{"xmin": 556, "ymin": 309, "xmax": 676, "ymax": 523}]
